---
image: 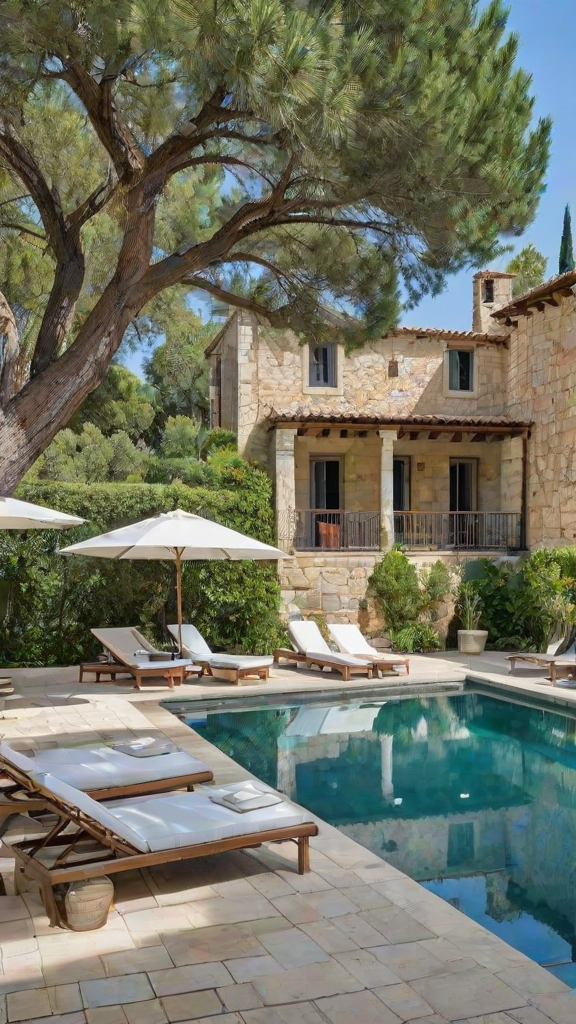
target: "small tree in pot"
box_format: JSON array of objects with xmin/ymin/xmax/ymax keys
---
[{"xmin": 457, "ymin": 583, "xmax": 488, "ymax": 654}]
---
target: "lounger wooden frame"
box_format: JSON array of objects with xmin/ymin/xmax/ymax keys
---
[
  {"xmin": 194, "ymin": 659, "xmax": 270, "ymax": 685},
  {"xmin": 273, "ymin": 648, "xmax": 373, "ymax": 681},
  {"xmin": 0, "ymin": 758, "xmax": 213, "ymax": 832},
  {"xmin": 507, "ymin": 654, "xmax": 561, "ymax": 679},
  {"xmin": 9, "ymin": 779, "xmax": 318, "ymax": 928}
]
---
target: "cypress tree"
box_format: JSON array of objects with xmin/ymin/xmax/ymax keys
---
[{"xmin": 559, "ymin": 205, "xmax": 575, "ymax": 274}]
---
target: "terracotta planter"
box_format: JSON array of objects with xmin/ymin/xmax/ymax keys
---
[
  {"xmin": 457, "ymin": 629, "xmax": 488, "ymax": 654},
  {"xmin": 65, "ymin": 877, "xmax": 114, "ymax": 931}
]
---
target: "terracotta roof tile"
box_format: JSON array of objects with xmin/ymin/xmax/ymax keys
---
[{"xmin": 492, "ymin": 270, "xmax": 576, "ymax": 320}]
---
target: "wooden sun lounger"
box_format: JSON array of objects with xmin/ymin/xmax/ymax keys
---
[
  {"xmin": 0, "ymin": 761, "xmax": 214, "ymax": 837},
  {"xmin": 88, "ymin": 628, "xmax": 202, "ymax": 690},
  {"xmin": 8, "ymin": 777, "xmax": 319, "ymax": 928},
  {"xmin": 274, "ymin": 648, "xmax": 374, "ymax": 681},
  {"xmin": 506, "ymin": 653, "xmax": 573, "ymax": 680}
]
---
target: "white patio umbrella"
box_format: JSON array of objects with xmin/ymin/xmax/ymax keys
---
[
  {"xmin": 60, "ymin": 509, "xmax": 285, "ymax": 653},
  {"xmin": 0, "ymin": 496, "xmax": 85, "ymax": 530}
]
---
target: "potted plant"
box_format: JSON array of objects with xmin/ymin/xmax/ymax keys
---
[{"xmin": 457, "ymin": 583, "xmax": 488, "ymax": 654}]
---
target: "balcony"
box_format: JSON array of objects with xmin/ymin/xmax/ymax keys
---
[
  {"xmin": 283, "ymin": 509, "xmax": 522, "ymax": 552},
  {"xmin": 293, "ymin": 510, "xmax": 381, "ymax": 551},
  {"xmin": 393, "ymin": 511, "xmax": 522, "ymax": 551}
]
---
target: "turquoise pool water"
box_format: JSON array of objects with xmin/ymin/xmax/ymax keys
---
[{"xmin": 188, "ymin": 691, "xmax": 576, "ymax": 986}]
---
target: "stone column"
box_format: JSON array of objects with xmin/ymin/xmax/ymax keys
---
[
  {"xmin": 275, "ymin": 427, "xmax": 298, "ymax": 552},
  {"xmin": 380, "ymin": 734, "xmax": 395, "ymax": 803},
  {"xmin": 377, "ymin": 430, "xmax": 397, "ymax": 550},
  {"xmin": 500, "ymin": 436, "xmax": 523, "ymax": 512}
]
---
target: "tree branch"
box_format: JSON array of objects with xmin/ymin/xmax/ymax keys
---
[
  {"xmin": 0, "ymin": 120, "xmax": 67, "ymax": 258},
  {"xmin": 68, "ymin": 168, "xmax": 117, "ymax": 229},
  {"xmin": 58, "ymin": 58, "xmax": 145, "ymax": 182},
  {"xmin": 0, "ymin": 288, "xmax": 20, "ymax": 404},
  {"xmin": 0, "ymin": 221, "xmax": 46, "ymax": 242},
  {"xmin": 180, "ymin": 276, "xmax": 277, "ymax": 320}
]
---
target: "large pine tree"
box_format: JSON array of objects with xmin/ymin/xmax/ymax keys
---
[
  {"xmin": 0, "ymin": 0, "xmax": 551, "ymax": 491},
  {"xmin": 559, "ymin": 204, "xmax": 575, "ymax": 274}
]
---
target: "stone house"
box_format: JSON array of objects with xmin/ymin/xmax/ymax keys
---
[{"xmin": 205, "ymin": 269, "xmax": 576, "ymax": 619}]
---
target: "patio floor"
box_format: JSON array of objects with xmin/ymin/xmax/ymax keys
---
[{"xmin": 0, "ymin": 656, "xmax": 575, "ymax": 1024}]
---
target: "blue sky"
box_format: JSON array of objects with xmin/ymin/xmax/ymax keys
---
[
  {"xmin": 122, "ymin": 0, "xmax": 574, "ymax": 374},
  {"xmin": 405, "ymin": 0, "xmax": 576, "ymax": 332}
]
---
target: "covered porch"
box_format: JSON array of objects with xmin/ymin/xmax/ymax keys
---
[{"xmin": 273, "ymin": 414, "xmax": 529, "ymax": 554}]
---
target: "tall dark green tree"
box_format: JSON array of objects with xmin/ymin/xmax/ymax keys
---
[
  {"xmin": 0, "ymin": 0, "xmax": 550, "ymax": 492},
  {"xmin": 559, "ymin": 204, "xmax": 575, "ymax": 274}
]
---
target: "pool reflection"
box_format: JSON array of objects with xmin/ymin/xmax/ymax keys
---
[{"xmin": 193, "ymin": 692, "xmax": 576, "ymax": 980}]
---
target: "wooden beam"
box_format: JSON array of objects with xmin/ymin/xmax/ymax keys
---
[
  {"xmin": 340, "ymin": 429, "xmax": 348, "ymax": 438},
  {"xmin": 428, "ymin": 431, "xmax": 441, "ymax": 440},
  {"xmin": 470, "ymin": 433, "xmax": 485, "ymax": 442},
  {"xmin": 544, "ymin": 296, "xmax": 560, "ymax": 307},
  {"xmin": 559, "ymin": 288, "xmax": 573, "ymax": 297},
  {"xmin": 535, "ymin": 301, "xmax": 545, "ymax": 312},
  {"xmin": 450, "ymin": 432, "xmax": 462, "ymax": 443},
  {"xmin": 397, "ymin": 428, "xmax": 406, "ymax": 439},
  {"xmin": 409, "ymin": 431, "xmax": 420, "ymax": 441}
]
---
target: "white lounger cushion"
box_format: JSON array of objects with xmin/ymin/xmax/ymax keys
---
[
  {"xmin": 328, "ymin": 624, "xmax": 403, "ymax": 662},
  {"xmin": 168, "ymin": 624, "xmax": 272, "ymax": 669},
  {"xmin": 287, "ymin": 621, "xmax": 367, "ymax": 667},
  {"xmin": 35, "ymin": 774, "xmax": 314, "ymax": 854},
  {"xmin": 0, "ymin": 741, "xmax": 210, "ymax": 791},
  {"xmin": 328, "ymin": 624, "xmax": 378, "ymax": 657},
  {"xmin": 91, "ymin": 627, "xmax": 192, "ymax": 670}
]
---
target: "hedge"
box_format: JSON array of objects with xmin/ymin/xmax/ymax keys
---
[{"xmin": 0, "ymin": 480, "xmax": 283, "ymax": 666}]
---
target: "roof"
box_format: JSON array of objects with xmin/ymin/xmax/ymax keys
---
[
  {"xmin": 473, "ymin": 270, "xmax": 516, "ymax": 280},
  {"xmin": 204, "ymin": 314, "xmax": 235, "ymax": 356},
  {"xmin": 386, "ymin": 327, "xmax": 509, "ymax": 344},
  {"xmin": 492, "ymin": 269, "xmax": 576, "ymax": 321},
  {"xmin": 268, "ymin": 410, "xmax": 530, "ymax": 430}
]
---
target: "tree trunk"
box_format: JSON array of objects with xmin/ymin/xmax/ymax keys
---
[
  {"xmin": 0, "ymin": 186, "xmax": 156, "ymax": 494},
  {"xmin": 0, "ymin": 286, "xmax": 139, "ymax": 493}
]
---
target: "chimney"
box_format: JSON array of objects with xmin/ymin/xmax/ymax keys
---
[{"xmin": 472, "ymin": 271, "xmax": 516, "ymax": 334}]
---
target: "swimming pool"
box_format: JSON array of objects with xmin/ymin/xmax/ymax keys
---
[{"xmin": 187, "ymin": 690, "xmax": 576, "ymax": 987}]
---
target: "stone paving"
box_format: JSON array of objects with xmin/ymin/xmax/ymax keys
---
[{"xmin": 0, "ymin": 657, "xmax": 575, "ymax": 1024}]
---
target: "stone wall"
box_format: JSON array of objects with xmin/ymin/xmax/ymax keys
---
[
  {"xmin": 505, "ymin": 292, "xmax": 576, "ymax": 546},
  {"xmin": 279, "ymin": 549, "xmax": 495, "ymax": 634},
  {"xmin": 393, "ymin": 437, "xmax": 502, "ymax": 511},
  {"xmin": 208, "ymin": 314, "xmax": 507, "ymax": 463}
]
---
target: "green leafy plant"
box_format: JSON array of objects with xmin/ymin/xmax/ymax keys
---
[
  {"xmin": 368, "ymin": 550, "xmax": 423, "ymax": 631},
  {"xmin": 421, "ymin": 560, "xmax": 453, "ymax": 620},
  {"xmin": 389, "ymin": 623, "xmax": 441, "ymax": 653},
  {"xmin": 457, "ymin": 583, "xmax": 483, "ymax": 630},
  {"xmin": 0, "ymin": 474, "xmax": 280, "ymax": 666}
]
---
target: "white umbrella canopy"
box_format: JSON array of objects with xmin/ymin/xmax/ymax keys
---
[
  {"xmin": 0, "ymin": 496, "xmax": 85, "ymax": 530},
  {"xmin": 60, "ymin": 509, "xmax": 285, "ymax": 652}
]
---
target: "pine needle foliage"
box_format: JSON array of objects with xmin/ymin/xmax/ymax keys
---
[{"xmin": 0, "ymin": 0, "xmax": 551, "ymax": 487}]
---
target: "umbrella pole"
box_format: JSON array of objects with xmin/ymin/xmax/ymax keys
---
[{"xmin": 175, "ymin": 550, "xmax": 183, "ymax": 656}]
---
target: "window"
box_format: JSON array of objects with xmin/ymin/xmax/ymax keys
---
[
  {"xmin": 448, "ymin": 349, "xmax": 474, "ymax": 392},
  {"xmin": 393, "ymin": 458, "xmax": 410, "ymax": 510},
  {"xmin": 309, "ymin": 343, "xmax": 337, "ymax": 387},
  {"xmin": 483, "ymin": 278, "xmax": 495, "ymax": 303},
  {"xmin": 447, "ymin": 822, "xmax": 475, "ymax": 867}
]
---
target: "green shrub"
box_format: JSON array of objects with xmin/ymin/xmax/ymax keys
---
[
  {"xmin": 422, "ymin": 560, "xmax": 452, "ymax": 611},
  {"xmin": 389, "ymin": 623, "xmax": 442, "ymax": 653},
  {"xmin": 202, "ymin": 428, "xmax": 237, "ymax": 456},
  {"xmin": 368, "ymin": 550, "xmax": 423, "ymax": 630},
  {"xmin": 464, "ymin": 549, "xmax": 576, "ymax": 650},
  {"xmin": 1, "ymin": 477, "xmax": 280, "ymax": 666}
]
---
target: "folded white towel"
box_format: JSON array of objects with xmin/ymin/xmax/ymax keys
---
[
  {"xmin": 210, "ymin": 782, "xmax": 283, "ymax": 813},
  {"xmin": 112, "ymin": 737, "xmax": 178, "ymax": 758}
]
